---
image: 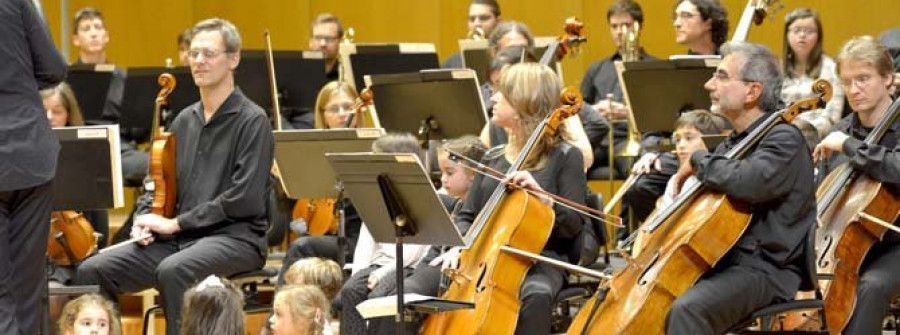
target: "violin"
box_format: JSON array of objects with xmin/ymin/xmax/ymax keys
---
[
  {"xmin": 420, "ymin": 86, "xmax": 583, "ymax": 334},
  {"xmin": 47, "ymin": 211, "xmax": 98, "ymax": 266},
  {"xmin": 805, "ymin": 83, "xmax": 900, "ymax": 333},
  {"xmin": 149, "ymin": 73, "xmax": 177, "ymax": 217},
  {"xmin": 565, "ymin": 80, "xmax": 831, "ymax": 335}
]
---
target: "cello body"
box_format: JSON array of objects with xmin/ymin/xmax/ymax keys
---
[
  {"xmin": 567, "ymin": 191, "xmax": 751, "ymax": 334},
  {"xmin": 47, "ymin": 211, "xmax": 98, "ymax": 266},
  {"xmin": 420, "ymin": 189, "xmax": 554, "ymax": 334},
  {"xmin": 292, "ymin": 197, "xmax": 338, "ymax": 236},
  {"xmin": 814, "ymin": 164, "xmax": 900, "ymax": 333}
]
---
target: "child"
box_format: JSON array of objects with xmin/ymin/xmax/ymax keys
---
[
  {"xmin": 180, "ymin": 275, "xmax": 245, "ymax": 335},
  {"xmin": 57, "ymin": 294, "xmax": 121, "ymax": 335},
  {"xmin": 270, "ymin": 285, "xmax": 331, "ymax": 335},
  {"xmin": 283, "ymin": 257, "xmax": 343, "ymax": 302}
]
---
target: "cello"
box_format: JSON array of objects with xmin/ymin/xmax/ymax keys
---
[
  {"xmin": 810, "ymin": 89, "xmax": 900, "ymax": 333},
  {"xmin": 149, "ymin": 73, "xmax": 177, "ymax": 217},
  {"xmin": 420, "ymin": 86, "xmax": 583, "ymax": 334},
  {"xmin": 47, "ymin": 211, "xmax": 99, "ymax": 266},
  {"xmin": 566, "ymin": 81, "xmax": 832, "ymax": 335}
]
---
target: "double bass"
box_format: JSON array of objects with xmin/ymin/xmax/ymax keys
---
[
  {"xmin": 811, "ymin": 90, "xmax": 900, "ymax": 333},
  {"xmin": 566, "ymin": 82, "xmax": 831, "ymax": 335}
]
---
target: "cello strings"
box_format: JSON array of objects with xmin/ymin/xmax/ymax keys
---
[{"xmin": 445, "ymin": 149, "xmax": 624, "ymax": 228}]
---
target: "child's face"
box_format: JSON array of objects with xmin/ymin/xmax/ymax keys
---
[
  {"xmin": 439, "ymin": 156, "xmax": 473, "ymax": 199},
  {"xmin": 673, "ymin": 125, "xmax": 707, "ymax": 165},
  {"xmin": 270, "ymin": 300, "xmax": 309, "ymax": 335},
  {"xmin": 66, "ymin": 304, "xmax": 110, "ymax": 335}
]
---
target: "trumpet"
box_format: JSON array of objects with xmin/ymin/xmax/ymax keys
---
[{"xmin": 618, "ymin": 21, "xmax": 642, "ymax": 157}]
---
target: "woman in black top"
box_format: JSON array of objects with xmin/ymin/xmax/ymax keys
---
[{"xmin": 451, "ymin": 62, "xmax": 587, "ymax": 334}]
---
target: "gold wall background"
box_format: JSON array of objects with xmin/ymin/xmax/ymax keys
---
[{"xmin": 41, "ymin": 0, "xmax": 899, "ymax": 88}]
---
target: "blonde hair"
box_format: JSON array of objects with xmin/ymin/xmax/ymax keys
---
[
  {"xmin": 58, "ymin": 294, "xmax": 122, "ymax": 335},
  {"xmin": 275, "ymin": 285, "xmax": 330, "ymax": 335},
  {"xmin": 180, "ymin": 276, "xmax": 244, "ymax": 335},
  {"xmin": 314, "ymin": 81, "xmax": 359, "ymax": 129},
  {"xmin": 496, "ymin": 62, "xmax": 566, "ymax": 169},
  {"xmin": 40, "ymin": 82, "xmax": 84, "ymax": 126},
  {"xmin": 837, "ymin": 35, "xmax": 895, "ymax": 78},
  {"xmin": 283, "ymin": 257, "xmax": 343, "ymax": 301}
]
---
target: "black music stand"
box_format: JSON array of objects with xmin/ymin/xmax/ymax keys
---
[
  {"xmin": 43, "ymin": 125, "xmax": 122, "ymax": 334},
  {"xmin": 339, "ymin": 43, "xmax": 439, "ymax": 90},
  {"xmin": 459, "ymin": 39, "xmax": 490, "ymax": 86},
  {"xmin": 615, "ymin": 58, "xmax": 720, "ymax": 134},
  {"xmin": 237, "ymin": 50, "xmax": 327, "ymax": 129},
  {"xmin": 326, "ymin": 153, "xmax": 470, "ymax": 335},
  {"xmin": 702, "ymin": 134, "xmax": 728, "ymax": 151},
  {"xmin": 67, "ymin": 64, "xmax": 115, "ymax": 124},
  {"xmin": 120, "ymin": 67, "xmax": 198, "ymax": 142},
  {"xmin": 51, "ymin": 125, "xmax": 125, "ymax": 211}
]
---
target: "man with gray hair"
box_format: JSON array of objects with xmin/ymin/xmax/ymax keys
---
[
  {"xmin": 77, "ymin": 18, "xmax": 273, "ymax": 335},
  {"xmin": 665, "ymin": 41, "xmax": 816, "ymax": 334}
]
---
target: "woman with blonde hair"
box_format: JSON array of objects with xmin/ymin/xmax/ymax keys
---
[{"xmin": 270, "ymin": 285, "xmax": 331, "ymax": 335}]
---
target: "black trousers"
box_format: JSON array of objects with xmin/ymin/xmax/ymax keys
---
[
  {"xmin": 0, "ymin": 180, "xmax": 53, "ymax": 335},
  {"xmin": 340, "ymin": 266, "xmax": 410, "ymax": 335},
  {"xmin": 844, "ymin": 242, "xmax": 900, "ymax": 334},
  {"xmin": 619, "ymin": 152, "xmax": 678, "ymax": 241},
  {"xmin": 366, "ymin": 261, "xmax": 444, "ymax": 335},
  {"xmin": 665, "ymin": 261, "xmax": 797, "ymax": 335},
  {"xmin": 75, "ymin": 235, "xmax": 263, "ymax": 335}
]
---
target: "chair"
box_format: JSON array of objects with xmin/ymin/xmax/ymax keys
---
[{"xmin": 726, "ymin": 223, "xmax": 828, "ymax": 334}]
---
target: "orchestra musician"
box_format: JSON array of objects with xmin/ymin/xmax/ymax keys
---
[
  {"xmin": 0, "ymin": 0, "xmax": 66, "ymax": 333},
  {"xmin": 618, "ymin": 0, "xmax": 730, "ymax": 247},
  {"xmin": 450, "ymin": 62, "xmax": 588, "ymax": 334},
  {"xmin": 442, "ymin": 0, "xmax": 502, "ymax": 69},
  {"xmin": 309, "ymin": 13, "xmax": 345, "ymax": 82},
  {"xmin": 75, "ymin": 18, "xmax": 274, "ymax": 335},
  {"xmin": 813, "ymin": 36, "xmax": 900, "ymax": 335},
  {"xmin": 666, "ymin": 41, "xmax": 816, "ymax": 334}
]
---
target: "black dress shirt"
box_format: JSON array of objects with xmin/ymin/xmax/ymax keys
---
[
  {"xmin": 456, "ymin": 144, "xmax": 587, "ymax": 262},
  {"xmin": 136, "ymin": 88, "xmax": 274, "ymax": 253},
  {"xmin": 0, "ymin": 0, "xmax": 66, "ymax": 191},
  {"xmin": 689, "ymin": 114, "xmax": 816, "ymax": 296}
]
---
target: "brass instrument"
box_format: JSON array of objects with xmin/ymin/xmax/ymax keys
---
[
  {"xmin": 467, "ymin": 26, "xmax": 486, "ymax": 40},
  {"xmin": 618, "ymin": 21, "xmax": 642, "ymax": 157},
  {"xmin": 337, "ymin": 27, "xmax": 355, "ymax": 83}
]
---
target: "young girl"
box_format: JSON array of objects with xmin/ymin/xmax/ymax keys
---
[
  {"xmin": 270, "ymin": 285, "xmax": 331, "ymax": 335},
  {"xmin": 57, "ymin": 294, "xmax": 121, "ymax": 335},
  {"xmin": 179, "ymin": 275, "xmax": 245, "ymax": 335},
  {"xmin": 283, "ymin": 257, "xmax": 343, "ymax": 302},
  {"xmin": 42, "ymin": 82, "xmax": 85, "ymax": 128},
  {"xmin": 781, "ymin": 8, "xmax": 844, "ymax": 148}
]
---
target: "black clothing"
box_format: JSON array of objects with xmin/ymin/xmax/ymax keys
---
[
  {"xmin": 667, "ymin": 115, "xmax": 816, "ymax": 334},
  {"xmin": 457, "ymin": 144, "xmax": 586, "ymax": 334},
  {"xmin": 0, "ymin": 1, "xmax": 65, "ymax": 333},
  {"xmin": 77, "ymin": 88, "xmax": 274, "ymax": 335},
  {"xmin": 819, "ymin": 111, "xmax": 900, "ymax": 333}
]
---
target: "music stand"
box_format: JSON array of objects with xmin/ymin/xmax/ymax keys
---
[
  {"xmin": 67, "ymin": 64, "xmax": 115, "ymax": 124},
  {"xmin": 339, "ymin": 43, "xmax": 439, "ymax": 90},
  {"xmin": 51, "ymin": 125, "xmax": 125, "ymax": 211},
  {"xmin": 615, "ymin": 58, "xmax": 720, "ymax": 133},
  {"xmin": 459, "ymin": 39, "xmax": 490, "ymax": 86},
  {"xmin": 120, "ymin": 66, "xmax": 198, "ymax": 142},
  {"xmin": 702, "ymin": 134, "xmax": 728, "ymax": 150},
  {"xmin": 236, "ymin": 50, "xmax": 327, "ymax": 129},
  {"xmin": 326, "ymin": 152, "xmax": 469, "ymax": 335}
]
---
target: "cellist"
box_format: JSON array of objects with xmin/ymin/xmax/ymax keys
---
[
  {"xmin": 666, "ymin": 42, "xmax": 816, "ymax": 334},
  {"xmin": 812, "ymin": 36, "xmax": 900, "ymax": 335},
  {"xmin": 439, "ymin": 62, "xmax": 587, "ymax": 334}
]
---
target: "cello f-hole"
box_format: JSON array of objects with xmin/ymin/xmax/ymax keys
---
[{"xmin": 817, "ymin": 235, "xmax": 833, "ymax": 268}]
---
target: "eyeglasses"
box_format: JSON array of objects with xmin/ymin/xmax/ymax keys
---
[
  {"xmin": 323, "ymin": 104, "xmax": 354, "ymax": 114},
  {"xmin": 188, "ymin": 48, "xmax": 229, "ymax": 60},
  {"xmin": 312, "ymin": 35, "xmax": 339, "ymax": 43},
  {"xmin": 469, "ymin": 14, "xmax": 494, "ymax": 23},
  {"xmin": 673, "ymin": 11, "xmax": 700, "ymax": 22},
  {"xmin": 711, "ymin": 69, "xmax": 753, "ymax": 83},
  {"xmin": 789, "ymin": 27, "xmax": 818, "ymax": 36},
  {"xmin": 840, "ymin": 74, "xmax": 876, "ymax": 90}
]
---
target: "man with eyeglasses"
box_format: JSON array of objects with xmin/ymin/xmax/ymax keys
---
[
  {"xmin": 77, "ymin": 18, "xmax": 273, "ymax": 335},
  {"xmin": 813, "ymin": 36, "xmax": 900, "ymax": 335},
  {"xmin": 442, "ymin": 0, "xmax": 501, "ymax": 69},
  {"xmin": 673, "ymin": 0, "xmax": 728, "ymax": 55},
  {"xmin": 665, "ymin": 41, "xmax": 815, "ymax": 335},
  {"xmin": 309, "ymin": 13, "xmax": 344, "ymax": 81}
]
